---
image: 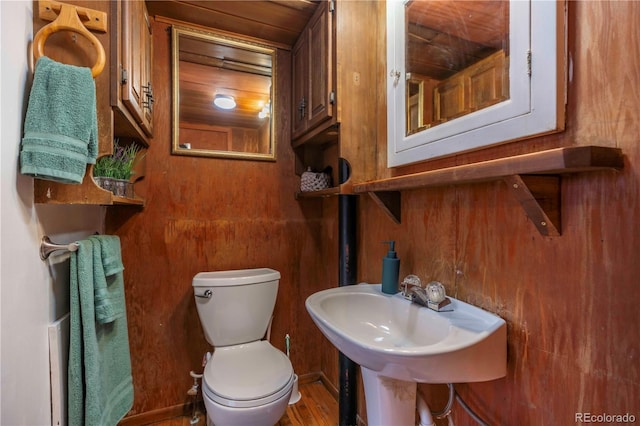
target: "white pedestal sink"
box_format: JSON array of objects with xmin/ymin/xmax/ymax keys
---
[{"xmin": 305, "ymin": 283, "xmax": 506, "ymax": 426}]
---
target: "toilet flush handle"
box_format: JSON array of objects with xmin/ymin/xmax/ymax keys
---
[{"xmin": 195, "ymin": 289, "xmax": 212, "ymax": 299}]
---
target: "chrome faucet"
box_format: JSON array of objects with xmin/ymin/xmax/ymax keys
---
[
  {"xmin": 400, "ymin": 276, "xmax": 452, "ymax": 312},
  {"xmin": 401, "ymin": 282, "xmax": 430, "ymax": 306}
]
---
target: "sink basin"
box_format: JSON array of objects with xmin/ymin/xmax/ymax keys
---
[
  {"xmin": 306, "ymin": 283, "xmax": 507, "ymax": 425},
  {"xmin": 305, "ymin": 283, "xmax": 506, "ymax": 383}
]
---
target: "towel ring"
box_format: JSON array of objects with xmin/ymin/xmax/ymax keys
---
[{"xmin": 33, "ymin": 3, "xmax": 106, "ymax": 78}]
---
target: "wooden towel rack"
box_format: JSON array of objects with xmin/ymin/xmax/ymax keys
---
[{"xmin": 33, "ymin": 0, "xmax": 107, "ymax": 78}]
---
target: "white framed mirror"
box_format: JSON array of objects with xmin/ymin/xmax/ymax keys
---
[
  {"xmin": 172, "ymin": 25, "xmax": 277, "ymax": 161},
  {"xmin": 387, "ymin": 0, "xmax": 566, "ymax": 167}
]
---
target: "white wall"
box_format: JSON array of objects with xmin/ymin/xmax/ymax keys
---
[{"xmin": 1, "ymin": 2, "xmax": 105, "ymax": 424}]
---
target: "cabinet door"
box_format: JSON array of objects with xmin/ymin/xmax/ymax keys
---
[
  {"xmin": 291, "ymin": 0, "xmax": 334, "ymax": 140},
  {"xmin": 467, "ymin": 50, "xmax": 508, "ymax": 111},
  {"xmin": 433, "ymin": 75, "xmax": 467, "ymax": 123},
  {"xmin": 140, "ymin": 3, "xmax": 153, "ymax": 132},
  {"xmin": 292, "ymin": 33, "xmax": 309, "ymax": 139},
  {"xmin": 306, "ymin": 1, "xmax": 334, "ymax": 131},
  {"xmin": 122, "ymin": 0, "xmax": 153, "ymax": 136}
]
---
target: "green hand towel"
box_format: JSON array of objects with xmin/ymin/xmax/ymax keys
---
[
  {"xmin": 90, "ymin": 235, "xmax": 125, "ymax": 324},
  {"xmin": 94, "ymin": 235, "xmax": 124, "ymax": 276},
  {"xmin": 20, "ymin": 56, "xmax": 98, "ymax": 184},
  {"xmin": 69, "ymin": 239, "xmax": 134, "ymax": 426}
]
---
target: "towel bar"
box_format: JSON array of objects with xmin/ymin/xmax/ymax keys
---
[
  {"xmin": 40, "ymin": 236, "xmax": 79, "ymax": 260},
  {"xmin": 33, "ymin": 1, "xmax": 107, "ymax": 78}
]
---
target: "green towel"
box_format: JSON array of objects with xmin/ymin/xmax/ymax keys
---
[
  {"xmin": 95, "ymin": 235, "xmax": 124, "ymax": 276},
  {"xmin": 90, "ymin": 235, "xmax": 125, "ymax": 324},
  {"xmin": 20, "ymin": 56, "xmax": 98, "ymax": 184},
  {"xmin": 69, "ymin": 238, "xmax": 133, "ymax": 426}
]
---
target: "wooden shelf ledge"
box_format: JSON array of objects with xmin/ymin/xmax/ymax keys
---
[
  {"xmin": 353, "ymin": 146, "xmax": 624, "ymax": 235},
  {"xmin": 295, "ymin": 186, "xmax": 340, "ymax": 199},
  {"xmin": 34, "ymin": 166, "xmax": 145, "ymax": 206}
]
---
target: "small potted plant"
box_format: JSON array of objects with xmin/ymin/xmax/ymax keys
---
[{"xmin": 93, "ymin": 139, "xmax": 143, "ymax": 198}]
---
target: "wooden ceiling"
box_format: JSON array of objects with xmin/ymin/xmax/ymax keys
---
[{"xmin": 145, "ymin": 0, "xmax": 320, "ymax": 48}]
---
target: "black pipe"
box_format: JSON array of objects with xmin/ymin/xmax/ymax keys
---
[
  {"xmin": 338, "ymin": 350, "xmax": 358, "ymax": 426},
  {"xmin": 338, "ymin": 158, "xmax": 355, "ymax": 287},
  {"xmin": 338, "ymin": 185, "xmax": 357, "ymax": 426},
  {"xmin": 339, "ymin": 194, "xmax": 357, "ymax": 287}
]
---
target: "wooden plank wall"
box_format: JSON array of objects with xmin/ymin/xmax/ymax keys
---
[
  {"xmin": 106, "ymin": 19, "xmax": 334, "ymax": 417},
  {"xmin": 359, "ymin": 1, "xmax": 640, "ymax": 424},
  {"xmin": 107, "ymin": 1, "xmax": 640, "ymax": 424}
]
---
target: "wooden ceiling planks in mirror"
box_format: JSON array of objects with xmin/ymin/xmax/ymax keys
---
[
  {"xmin": 179, "ymin": 60, "xmax": 271, "ymax": 129},
  {"xmin": 406, "ymin": 0, "xmax": 509, "ymax": 79},
  {"xmin": 178, "ymin": 32, "xmax": 273, "ymax": 130}
]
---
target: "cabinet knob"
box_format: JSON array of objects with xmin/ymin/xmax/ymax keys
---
[
  {"xmin": 142, "ymin": 82, "xmax": 154, "ymax": 112},
  {"xmin": 120, "ymin": 66, "xmax": 128, "ymax": 85}
]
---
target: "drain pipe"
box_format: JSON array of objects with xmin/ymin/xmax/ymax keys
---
[
  {"xmin": 416, "ymin": 393, "xmax": 435, "ymax": 426},
  {"xmin": 417, "ymin": 384, "xmax": 490, "ymax": 426},
  {"xmin": 338, "ymin": 158, "xmax": 357, "ymax": 426}
]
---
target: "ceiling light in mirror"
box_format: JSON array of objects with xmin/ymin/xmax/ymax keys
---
[
  {"xmin": 258, "ymin": 101, "xmax": 271, "ymax": 119},
  {"xmin": 213, "ymin": 94, "xmax": 236, "ymax": 110}
]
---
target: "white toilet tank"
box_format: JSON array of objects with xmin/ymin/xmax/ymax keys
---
[{"xmin": 193, "ymin": 268, "xmax": 281, "ymax": 347}]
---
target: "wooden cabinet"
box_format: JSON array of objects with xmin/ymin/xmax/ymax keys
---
[
  {"xmin": 292, "ymin": 0, "xmax": 378, "ymax": 198},
  {"xmin": 292, "ymin": 0, "xmax": 335, "ymax": 141},
  {"xmin": 32, "ymin": 0, "xmax": 149, "ymax": 206},
  {"xmin": 119, "ymin": 0, "xmax": 153, "ymax": 136},
  {"xmin": 111, "ymin": 0, "xmax": 153, "ymax": 140}
]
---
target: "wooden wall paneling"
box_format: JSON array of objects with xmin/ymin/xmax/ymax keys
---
[
  {"xmin": 106, "ymin": 19, "xmax": 330, "ymax": 417},
  {"xmin": 319, "ymin": 197, "xmax": 340, "ymax": 389},
  {"xmin": 335, "ymin": 0, "xmax": 379, "ymax": 187},
  {"xmin": 100, "ymin": 1, "xmax": 640, "ymax": 424},
  {"xmin": 361, "ymin": 1, "xmax": 640, "ymax": 424}
]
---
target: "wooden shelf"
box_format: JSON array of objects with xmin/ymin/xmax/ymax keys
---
[
  {"xmin": 34, "ymin": 166, "xmax": 145, "ymax": 206},
  {"xmin": 295, "ymin": 186, "xmax": 340, "ymax": 199},
  {"xmin": 353, "ymin": 146, "xmax": 624, "ymax": 235}
]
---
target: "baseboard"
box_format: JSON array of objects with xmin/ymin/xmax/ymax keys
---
[
  {"xmin": 118, "ymin": 400, "xmax": 204, "ymax": 426},
  {"xmin": 297, "ymin": 371, "xmax": 339, "ymax": 401},
  {"xmin": 318, "ymin": 372, "xmax": 339, "ymax": 400},
  {"xmin": 297, "ymin": 371, "xmax": 321, "ymax": 385}
]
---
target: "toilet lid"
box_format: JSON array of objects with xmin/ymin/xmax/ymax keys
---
[{"xmin": 204, "ymin": 340, "xmax": 293, "ymax": 408}]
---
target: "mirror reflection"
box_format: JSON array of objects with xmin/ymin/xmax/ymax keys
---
[
  {"xmin": 172, "ymin": 25, "xmax": 276, "ymax": 160},
  {"xmin": 405, "ymin": 0, "xmax": 510, "ymax": 135}
]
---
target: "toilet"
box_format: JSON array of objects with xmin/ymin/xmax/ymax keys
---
[{"xmin": 192, "ymin": 268, "xmax": 294, "ymax": 426}]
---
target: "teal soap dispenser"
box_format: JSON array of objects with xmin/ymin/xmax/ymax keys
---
[{"xmin": 381, "ymin": 241, "xmax": 400, "ymax": 294}]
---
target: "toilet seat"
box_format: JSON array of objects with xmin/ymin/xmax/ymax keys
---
[{"xmin": 203, "ymin": 340, "xmax": 294, "ymax": 409}]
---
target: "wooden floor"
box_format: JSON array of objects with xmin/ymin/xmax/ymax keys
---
[{"xmin": 147, "ymin": 381, "xmax": 338, "ymax": 426}]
